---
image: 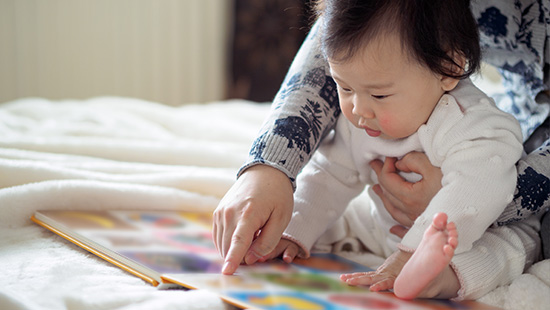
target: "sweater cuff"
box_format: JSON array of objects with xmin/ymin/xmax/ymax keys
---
[
  {"xmin": 449, "ymin": 261, "xmax": 467, "ymax": 301},
  {"xmin": 238, "ymin": 160, "xmax": 296, "ymax": 191},
  {"xmin": 238, "ymin": 133, "xmax": 308, "ymax": 191},
  {"xmin": 397, "ymin": 243, "xmax": 415, "ymax": 253}
]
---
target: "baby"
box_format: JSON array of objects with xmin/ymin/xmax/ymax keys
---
[{"xmin": 261, "ymin": 0, "xmax": 524, "ymax": 300}]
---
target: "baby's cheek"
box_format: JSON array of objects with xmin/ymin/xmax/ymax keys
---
[
  {"xmin": 378, "ymin": 116, "xmax": 393, "ymax": 132},
  {"xmin": 378, "ymin": 115, "xmax": 410, "ymax": 139}
]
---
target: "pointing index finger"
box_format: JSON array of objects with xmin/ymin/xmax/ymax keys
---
[{"xmin": 221, "ymin": 222, "xmax": 256, "ymax": 275}]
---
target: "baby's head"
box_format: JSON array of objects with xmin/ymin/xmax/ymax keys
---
[
  {"xmin": 316, "ymin": 0, "xmax": 481, "ymax": 79},
  {"xmin": 315, "ymin": 0, "xmax": 482, "ymax": 140}
]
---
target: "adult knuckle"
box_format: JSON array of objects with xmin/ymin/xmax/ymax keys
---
[
  {"xmin": 254, "ymin": 242, "xmax": 275, "ymax": 256},
  {"xmin": 220, "ymin": 207, "xmax": 237, "ymax": 222},
  {"xmin": 212, "ymin": 208, "xmax": 222, "ymax": 219},
  {"xmin": 230, "ymin": 232, "xmax": 247, "ymax": 246},
  {"xmin": 240, "ymin": 204, "xmax": 262, "ymax": 226}
]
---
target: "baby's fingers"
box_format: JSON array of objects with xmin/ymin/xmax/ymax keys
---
[
  {"xmin": 341, "ymin": 272, "xmax": 396, "ymax": 292},
  {"xmin": 282, "ymin": 246, "xmax": 299, "ymax": 263},
  {"xmin": 369, "ymin": 277, "xmax": 396, "ymax": 292},
  {"xmin": 340, "ymin": 272, "xmax": 378, "ymax": 286}
]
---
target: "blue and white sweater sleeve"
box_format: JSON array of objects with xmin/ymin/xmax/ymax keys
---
[
  {"xmin": 497, "ymin": 142, "xmax": 550, "ymax": 225},
  {"xmin": 471, "ymin": 0, "xmax": 550, "ymax": 223},
  {"xmin": 237, "ymin": 19, "xmax": 341, "ymax": 189}
]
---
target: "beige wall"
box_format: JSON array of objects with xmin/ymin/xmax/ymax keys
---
[{"xmin": 0, "ymin": 0, "xmax": 231, "ymax": 106}]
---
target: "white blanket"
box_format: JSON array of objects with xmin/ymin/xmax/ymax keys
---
[{"xmin": 0, "ymin": 97, "xmax": 549, "ymax": 310}]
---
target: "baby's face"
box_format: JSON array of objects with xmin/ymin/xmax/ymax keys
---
[{"xmin": 329, "ymin": 33, "xmax": 455, "ymax": 140}]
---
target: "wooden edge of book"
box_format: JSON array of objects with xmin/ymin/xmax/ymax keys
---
[
  {"xmin": 31, "ymin": 213, "xmax": 253, "ymax": 310},
  {"xmin": 31, "ymin": 214, "xmax": 160, "ymax": 287}
]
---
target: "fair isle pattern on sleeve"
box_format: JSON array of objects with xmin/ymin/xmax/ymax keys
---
[
  {"xmin": 247, "ymin": 67, "xmax": 340, "ymax": 186},
  {"xmin": 497, "ymin": 142, "xmax": 550, "ymax": 225},
  {"xmin": 239, "ymin": 20, "xmax": 341, "ymax": 187},
  {"xmin": 472, "ymin": 0, "xmax": 550, "ymax": 140}
]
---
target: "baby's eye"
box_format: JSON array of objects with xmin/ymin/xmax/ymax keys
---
[
  {"xmin": 372, "ymin": 95, "xmax": 388, "ymax": 99},
  {"xmin": 337, "ymin": 84, "xmax": 352, "ymax": 93}
]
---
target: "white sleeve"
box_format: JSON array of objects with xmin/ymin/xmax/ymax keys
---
[
  {"xmin": 283, "ymin": 117, "xmax": 366, "ymax": 257},
  {"xmin": 451, "ymin": 216, "xmax": 540, "ymax": 300},
  {"xmin": 401, "ymin": 94, "xmax": 524, "ymax": 254}
]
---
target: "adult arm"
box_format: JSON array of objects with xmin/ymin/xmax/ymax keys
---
[
  {"xmin": 213, "ymin": 18, "xmax": 341, "ymax": 274},
  {"xmin": 495, "ymin": 142, "xmax": 550, "ymax": 225}
]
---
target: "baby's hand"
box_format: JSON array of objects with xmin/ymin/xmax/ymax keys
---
[
  {"xmin": 340, "ymin": 250, "xmax": 412, "ymax": 292},
  {"xmin": 259, "ymin": 238, "xmax": 301, "ymax": 264}
]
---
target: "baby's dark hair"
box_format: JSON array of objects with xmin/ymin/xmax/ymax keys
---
[{"xmin": 315, "ymin": 0, "xmax": 481, "ymax": 79}]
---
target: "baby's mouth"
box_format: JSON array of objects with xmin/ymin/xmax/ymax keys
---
[{"xmin": 364, "ymin": 127, "xmax": 381, "ymax": 137}]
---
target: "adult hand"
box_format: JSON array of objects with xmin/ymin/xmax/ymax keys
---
[
  {"xmin": 213, "ymin": 165, "xmax": 294, "ymax": 275},
  {"xmin": 370, "ymin": 152, "xmax": 442, "ymax": 227}
]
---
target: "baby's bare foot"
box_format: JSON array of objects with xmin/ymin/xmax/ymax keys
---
[{"xmin": 394, "ymin": 212, "xmax": 458, "ymax": 299}]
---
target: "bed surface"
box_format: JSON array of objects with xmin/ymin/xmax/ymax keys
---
[{"xmin": 0, "ymin": 97, "xmax": 549, "ymax": 310}]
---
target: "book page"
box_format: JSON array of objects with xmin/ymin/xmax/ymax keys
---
[{"xmin": 35, "ymin": 210, "xmax": 500, "ymax": 310}]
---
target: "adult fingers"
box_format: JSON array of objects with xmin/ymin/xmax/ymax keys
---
[
  {"xmin": 213, "ymin": 198, "xmax": 241, "ymax": 259},
  {"xmin": 214, "ymin": 165, "xmax": 294, "ymax": 275},
  {"xmin": 377, "ymin": 157, "xmax": 414, "ymax": 200},
  {"xmin": 372, "ymin": 184, "xmax": 414, "ymax": 226},
  {"xmin": 219, "ymin": 200, "xmax": 266, "ymax": 274},
  {"xmin": 244, "ymin": 208, "xmax": 291, "ymax": 265},
  {"xmin": 373, "ymin": 153, "xmax": 441, "ymax": 221},
  {"xmin": 397, "ymin": 151, "xmax": 442, "ymax": 180},
  {"xmin": 212, "ymin": 215, "xmax": 219, "ymax": 253},
  {"xmin": 399, "ymin": 152, "xmax": 442, "ymax": 209},
  {"xmin": 369, "ymin": 159, "xmax": 384, "ymax": 176},
  {"xmin": 258, "ymin": 244, "xmax": 283, "ymax": 263},
  {"xmin": 222, "ymin": 220, "xmax": 258, "ymax": 274},
  {"xmin": 371, "ymin": 158, "xmax": 418, "ymax": 223}
]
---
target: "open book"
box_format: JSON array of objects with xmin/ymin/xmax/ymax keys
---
[{"xmin": 32, "ymin": 210, "xmax": 498, "ymax": 310}]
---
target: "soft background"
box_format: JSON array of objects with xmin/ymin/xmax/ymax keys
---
[{"xmin": 0, "ymin": 0, "xmax": 313, "ymax": 106}]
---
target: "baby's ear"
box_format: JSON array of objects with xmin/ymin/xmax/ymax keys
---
[
  {"xmin": 440, "ymin": 75, "xmax": 460, "ymax": 91},
  {"xmin": 440, "ymin": 53, "xmax": 466, "ymax": 91}
]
